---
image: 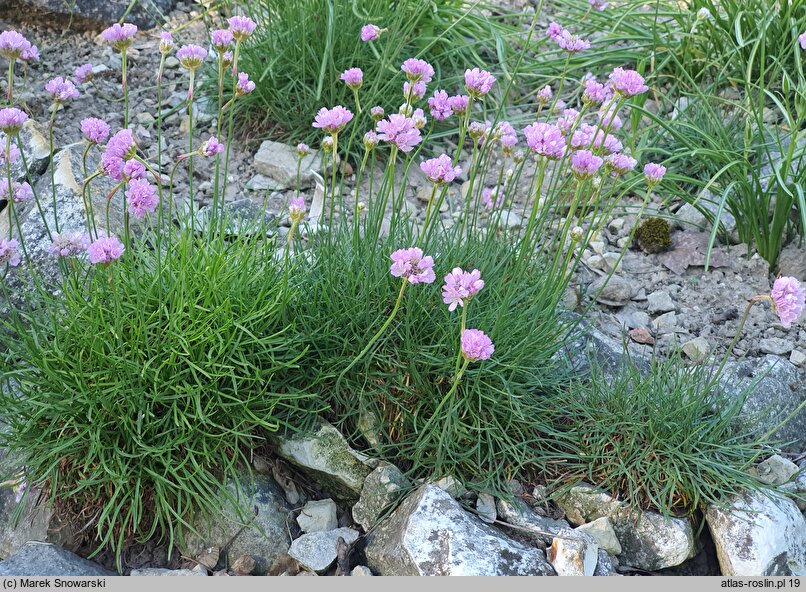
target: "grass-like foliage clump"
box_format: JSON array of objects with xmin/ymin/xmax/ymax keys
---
[
  {"xmin": 0, "ymin": 228, "xmax": 318, "ymax": 552},
  {"xmin": 543, "ymin": 352, "xmax": 772, "ymax": 516}
]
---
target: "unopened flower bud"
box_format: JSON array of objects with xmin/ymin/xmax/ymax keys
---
[{"xmin": 570, "ymin": 226, "xmax": 584, "ymax": 242}]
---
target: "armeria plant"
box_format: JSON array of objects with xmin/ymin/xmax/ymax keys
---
[{"xmin": 1, "ymin": 1, "xmax": 803, "ymax": 566}]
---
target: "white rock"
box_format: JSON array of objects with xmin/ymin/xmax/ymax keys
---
[
  {"xmin": 434, "ymin": 475, "xmax": 466, "ymax": 498},
  {"xmin": 548, "ymin": 529, "xmax": 598, "ymax": 576},
  {"xmin": 682, "ymin": 337, "xmax": 710, "ymax": 362},
  {"xmin": 760, "ymin": 338, "xmax": 793, "ymax": 356},
  {"xmin": 350, "ymin": 566, "xmax": 373, "ymax": 576},
  {"xmin": 288, "ymin": 528, "xmax": 360, "ymax": 573},
  {"xmin": 755, "ymin": 455, "xmax": 799, "ymax": 485},
  {"xmin": 646, "ymin": 290, "xmax": 675, "ymax": 314},
  {"xmin": 790, "ymin": 350, "xmax": 806, "ymax": 367},
  {"xmin": 296, "ymin": 499, "xmax": 338, "ymax": 533},
  {"xmin": 365, "ymin": 485, "xmax": 555, "ymax": 576},
  {"xmin": 555, "ymin": 485, "xmax": 695, "ymax": 571},
  {"xmin": 253, "ymin": 140, "xmax": 326, "ymax": 189},
  {"xmin": 575, "ymin": 517, "xmax": 622, "ymax": 556},
  {"xmin": 651, "ymin": 311, "xmax": 677, "ymax": 334},
  {"xmin": 706, "ymin": 491, "xmax": 806, "ymax": 576}
]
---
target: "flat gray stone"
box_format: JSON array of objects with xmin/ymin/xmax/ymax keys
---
[
  {"xmin": 288, "ymin": 527, "xmax": 359, "ymax": 573},
  {"xmin": 496, "ymin": 497, "xmax": 570, "ymax": 544},
  {"xmin": 365, "ymin": 485, "xmax": 555, "ymax": 576},
  {"xmin": 253, "ymin": 141, "xmax": 326, "ymax": 190},
  {"xmin": 296, "ymin": 499, "xmax": 338, "ymax": 534},
  {"xmin": 352, "ymin": 464, "xmax": 409, "ymax": 530},
  {"xmin": 646, "ymin": 290, "xmax": 675, "ymax": 314},
  {"xmin": 0, "ymin": 543, "xmax": 112, "ymax": 576}
]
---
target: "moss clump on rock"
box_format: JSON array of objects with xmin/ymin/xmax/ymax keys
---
[{"xmin": 635, "ymin": 217, "xmax": 673, "ymax": 254}]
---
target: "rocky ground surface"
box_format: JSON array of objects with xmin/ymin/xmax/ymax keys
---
[{"xmin": 1, "ymin": 0, "xmax": 805, "ymax": 579}]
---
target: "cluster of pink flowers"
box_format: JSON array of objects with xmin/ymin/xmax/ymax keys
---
[
  {"xmin": 609, "ymin": 67, "xmax": 648, "ymax": 97},
  {"xmin": 589, "ymin": 0, "xmax": 609, "ymax": 10},
  {"xmin": 200, "ymin": 136, "xmax": 225, "ymax": 157},
  {"xmin": 313, "ymin": 106, "xmax": 354, "ymax": 134},
  {"xmin": 428, "ymin": 90, "xmax": 452, "ymax": 120},
  {"xmin": 524, "ymin": 121, "xmax": 565, "ymax": 160},
  {"xmin": 571, "ymin": 149, "xmax": 603, "ymax": 179},
  {"xmin": 80, "ymin": 117, "xmax": 111, "ymax": 144},
  {"xmin": 363, "ymin": 130, "xmax": 378, "ymax": 150},
  {"xmin": 45, "ymin": 77, "xmax": 80, "ymax": 103},
  {"xmin": 582, "ymin": 79, "xmax": 608, "ymax": 105},
  {"xmin": 288, "ymin": 196, "xmax": 306, "ymax": 223},
  {"xmin": 0, "ymin": 238, "xmax": 21, "ymax": 268},
  {"xmin": 159, "ymin": 32, "xmax": 174, "ymax": 54},
  {"xmin": 643, "ymin": 162, "xmax": 666, "ymax": 185},
  {"xmin": 0, "ymin": 107, "xmax": 28, "ymax": 134},
  {"xmin": 442, "ymin": 268, "xmax": 484, "ymax": 311},
  {"xmin": 464, "ymin": 68, "xmax": 496, "ymax": 98},
  {"xmin": 100, "ymin": 23, "xmax": 138, "ymax": 51},
  {"xmin": 125, "ymin": 179, "xmax": 158, "ymax": 217},
  {"xmin": 420, "ymin": 154, "xmax": 461, "ymax": 185},
  {"xmin": 0, "ymin": 138, "xmax": 20, "ymax": 166},
  {"xmin": 547, "ymin": 22, "xmax": 590, "ymax": 53},
  {"xmin": 482, "ymin": 186, "xmax": 504, "ymax": 210},
  {"xmin": 87, "ymin": 235, "xmax": 125, "ymax": 265},
  {"xmin": 448, "ymin": 95, "xmax": 470, "ymax": 115},
  {"xmin": 605, "ymin": 152, "xmax": 637, "ymax": 176},
  {"xmin": 361, "ymin": 24, "xmax": 382, "ymax": 42},
  {"xmin": 122, "ymin": 159, "xmax": 145, "ymax": 181},
  {"xmin": 0, "ymin": 180, "xmax": 33, "ymax": 203},
  {"xmin": 0, "ymin": 30, "xmax": 39, "ymax": 62},
  {"xmin": 770, "ymin": 277, "xmax": 805, "ymax": 328},
  {"xmin": 401, "ymin": 58, "xmax": 435, "ymax": 84},
  {"xmin": 341, "ymin": 68, "xmax": 363, "ymax": 91},
  {"xmin": 390, "ymin": 247, "xmax": 435, "ymax": 284},
  {"xmin": 236, "ymin": 72, "xmax": 255, "ymax": 95},
  {"xmin": 212, "ymin": 29, "xmax": 234, "ymax": 52},
  {"xmin": 101, "ymin": 129, "xmax": 136, "ymax": 181},
  {"xmin": 177, "ymin": 44, "xmax": 207, "ymax": 71},
  {"xmin": 74, "ymin": 63, "xmax": 94, "ymax": 84},
  {"xmin": 571, "ymin": 123, "xmax": 622, "ymax": 154},
  {"xmin": 536, "ymin": 85, "xmax": 553, "ymax": 105},
  {"xmin": 48, "ymin": 231, "xmax": 90, "ymax": 259},
  {"xmin": 376, "ymin": 113, "xmax": 421, "ymax": 152},
  {"xmin": 227, "ymin": 16, "xmax": 257, "ymax": 42},
  {"xmin": 460, "ymin": 329, "xmax": 494, "ymax": 362}
]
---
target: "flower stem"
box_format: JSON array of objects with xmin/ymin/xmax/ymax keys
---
[
  {"xmin": 419, "ymin": 182, "xmax": 439, "ymax": 245},
  {"xmin": 47, "ymin": 109, "xmax": 60, "ymax": 233},
  {"xmin": 6, "ymin": 59, "xmax": 14, "ymax": 104},
  {"xmin": 336, "ymin": 279, "xmax": 408, "ymax": 386}
]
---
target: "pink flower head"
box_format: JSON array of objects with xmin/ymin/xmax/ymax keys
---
[
  {"xmin": 609, "ymin": 67, "xmax": 648, "ymax": 97},
  {"xmin": 159, "ymin": 31, "xmax": 174, "ymax": 54},
  {"xmin": 412, "ymin": 107, "xmax": 427, "ymax": 129},
  {"xmin": 442, "ymin": 267, "xmax": 484, "ymax": 311},
  {"xmin": 571, "ymin": 123, "xmax": 621, "ymax": 154},
  {"xmin": 403, "ymin": 80, "xmax": 427, "ymax": 101},
  {"xmin": 74, "ymin": 63, "xmax": 94, "ymax": 84},
  {"xmin": 0, "ymin": 238, "xmax": 21, "ymax": 267},
  {"xmin": 122, "ymin": 159, "xmax": 145, "ymax": 181},
  {"xmin": 0, "ymin": 181, "xmax": 32, "ymax": 203},
  {"xmin": 312, "ymin": 105, "xmax": 353, "ymax": 134},
  {"xmin": 341, "ymin": 67, "xmax": 363, "ymax": 90},
  {"xmin": 428, "ymin": 90, "xmax": 452, "ymax": 120},
  {"xmin": 363, "ymin": 130, "xmax": 379, "ymax": 150},
  {"xmin": 464, "ymin": 68, "xmax": 496, "ymax": 98},
  {"xmin": 389, "ymin": 247, "xmax": 435, "ymax": 284},
  {"xmin": 361, "ymin": 24, "xmax": 382, "ymax": 42},
  {"xmin": 48, "ymin": 231, "xmax": 90, "ymax": 258},
  {"xmin": 101, "ymin": 23, "xmax": 138, "ymax": 51},
  {"xmin": 177, "ymin": 44, "xmax": 207, "ymax": 70},
  {"xmin": 590, "ymin": 0, "xmax": 608, "ymax": 10},
  {"xmin": 482, "ymin": 186, "xmax": 504, "ymax": 210},
  {"xmin": 557, "ymin": 108, "xmax": 580, "ymax": 135},
  {"xmin": 296, "ymin": 143, "xmax": 309, "ymax": 157},
  {"xmin": 21, "ymin": 45, "xmax": 39, "ymax": 62},
  {"xmin": 376, "ymin": 114, "xmax": 422, "ymax": 153},
  {"xmin": 288, "ymin": 195, "xmax": 306, "ymax": 223},
  {"xmin": 401, "ymin": 58, "xmax": 434, "ymax": 83},
  {"xmin": 200, "ymin": 136, "xmax": 224, "ymax": 157},
  {"xmin": 536, "ymin": 85, "xmax": 552, "ymax": 105},
  {"xmin": 598, "ymin": 105, "xmax": 623, "ymax": 131},
  {"xmin": 524, "ymin": 121, "xmax": 565, "ymax": 160},
  {"xmin": 494, "ymin": 121, "xmax": 517, "ymax": 150},
  {"xmin": 370, "ymin": 106, "xmax": 385, "ymax": 121},
  {"xmin": 45, "ymin": 77, "xmax": 80, "ymax": 103},
  {"xmin": 582, "ymin": 79, "xmax": 607, "ymax": 105},
  {"xmin": 125, "ymin": 179, "xmax": 158, "ymax": 218},
  {"xmin": 605, "ymin": 152, "xmax": 637, "ymax": 176},
  {"xmin": 0, "ymin": 31, "xmax": 32, "ymax": 60},
  {"xmin": 643, "ymin": 162, "xmax": 666, "ymax": 185},
  {"xmin": 0, "ymin": 107, "xmax": 28, "ymax": 134},
  {"xmin": 555, "ymin": 29, "xmax": 590, "ymax": 53},
  {"xmin": 87, "ymin": 235, "xmax": 124, "ymax": 264},
  {"xmin": 236, "ymin": 72, "xmax": 255, "ymax": 95},
  {"xmin": 80, "ymin": 117, "xmax": 110, "ymax": 144},
  {"xmin": 800, "ymin": 31, "xmax": 806, "ymax": 50},
  {"xmin": 227, "ymin": 16, "xmax": 257, "ymax": 41},
  {"xmin": 222, "ymin": 51, "xmax": 234, "ymax": 70},
  {"xmin": 448, "ymin": 95, "xmax": 470, "ymax": 116},
  {"xmin": 571, "ymin": 149, "xmax": 603, "ymax": 179},
  {"xmin": 461, "ymin": 328, "xmax": 494, "ymax": 362},
  {"xmin": 211, "ymin": 29, "xmax": 233, "ymax": 52},
  {"xmin": 420, "ymin": 154, "xmax": 461, "ymax": 185},
  {"xmin": 770, "ymin": 276, "xmax": 805, "ymax": 328},
  {"xmin": 0, "ymin": 139, "xmax": 21, "ymax": 166},
  {"xmin": 102, "ymin": 129, "xmax": 136, "ymax": 180},
  {"xmin": 546, "ymin": 22, "xmax": 563, "ymax": 41}
]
